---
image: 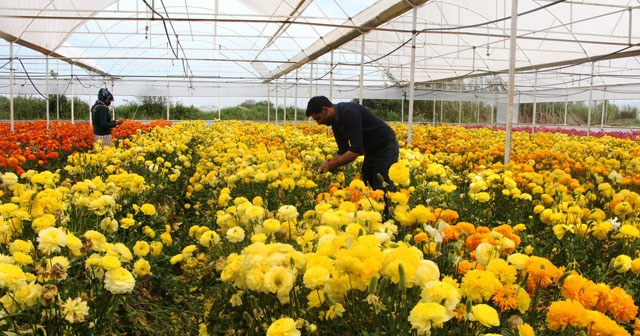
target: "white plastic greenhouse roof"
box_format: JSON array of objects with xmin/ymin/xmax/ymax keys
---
[{"xmin": 1, "ymin": 0, "xmax": 640, "ymax": 105}]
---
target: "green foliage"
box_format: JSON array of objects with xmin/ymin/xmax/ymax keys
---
[
  {"xmin": 0, "ymin": 95, "xmax": 89, "ymax": 120},
  {"xmin": 1, "ymin": 95, "xmax": 638, "ymax": 127}
]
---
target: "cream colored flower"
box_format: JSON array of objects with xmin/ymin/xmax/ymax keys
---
[
  {"xmin": 62, "ymin": 297, "xmax": 90, "ymax": 323},
  {"xmin": 37, "ymin": 227, "xmax": 67, "ymax": 255},
  {"xmin": 104, "ymin": 267, "xmax": 136, "ymax": 294}
]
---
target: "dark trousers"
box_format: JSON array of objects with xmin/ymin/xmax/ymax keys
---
[{"xmin": 362, "ymin": 138, "xmax": 399, "ymax": 192}]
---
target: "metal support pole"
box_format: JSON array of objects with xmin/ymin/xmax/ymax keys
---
[
  {"xmin": 564, "ymin": 95, "xmax": 568, "ymax": 126},
  {"xmin": 46, "ymin": 55, "xmax": 50, "ymax": 129},
  {"xmin": 294, "ymin": 68, "xmax": 299, "ymax": 125},
  {"xmin": 166, "ymin": 81, "xmax": 170, "ymax": 120},
  {"xmin": 9, "ymin": 41, "xmax": 14, "ymax": 132},
  {"xmin": 71, "ymin": 64, "xmax": 75, "ymax": 124},
  {"xmin": 359, "ymin": 34, "xmax": 365, "ymax": 105},
  {"xmin": 600, "ymin": 88, "xmax": 606, "ymax": 130},
  {"xmin": 504, "ymin": 0, "xmax": 518, "ymax": 165},
  {"xmin": 329, "ymin": 50, "xmax": 334, "ymax": 102},
  {"xmin": 532, "ymin": 70, "xmax": 537, "ymax": 133},
  {"xmin": 587, "ymin": 62, "xmax": 594, "ymax": 136},
  {"xmin": 433, "ymin": 91, "xmax": 437, "ymax": 126},
  {"xmin": 407, "ymin": 4, "xmax": 418, "ymax": 145},
  {"xmin": 458, "ymin": 84, "xmax": 462, "ymax": 124}
]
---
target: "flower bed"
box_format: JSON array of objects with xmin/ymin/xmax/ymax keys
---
[
  {"xmin": 0, "ymin": 120, "xmax": 173, "ymax": 175},
  {"xmin": 0, "ymin": 120, "xmax": 638, "ymax": 335}
]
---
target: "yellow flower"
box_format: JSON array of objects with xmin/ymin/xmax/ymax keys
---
[
  {"xmin": 307, "ymin": 289, "xmax": 325, "ymax": 308},
  {"xmin": 140, "ymin": 203, "xmax": 156, "ymax": 215},
  {"xmin": 552, "ymin": 224, "xmax": 573, "ymax": 240},
  {"xmin": 388, "ymin": 160, "xmax": 411, "ymax": 187},
  {"xmin": 468, "ymin": 304, "xmax": 500, "ymax": 327},
  {"xmin": 226, "ymin": 226, "xmax": 246, "ymax": 243},
  {"xmin": 266, "ymin": 317, "xmax": 300, "ymax": 336},
  {"xmin": 613, "ymin": 201, "xmax": 633, "ymax": 216},
  {"xmin": 613, "ymin": 254, "xmax": 632, "ymax": 273},
  {"xmin": 104, "ymin": 267, "xmax": 136, "ymax": 294},
  {"xmin": 303, "ymin": 266, "xmax": 331, "ymax": 289},
  {"xmin": 119, "ymin": 217, "xmax": 136, "ymax": 229},
  {"xmin": 472, "ymin": 191, "xmax": 491, "ymax": 203},
  {"xmin": 149, "ymin": 241, "xmax": 163, "ymax": 257},
  {"xmin": 631, "ymin": 258, "xmax": 640, "ymax": 274},
  {"xmin": 325, "ymin": 303, "xmax": 346, "ymax": 320},
  {"xmin": 0, "ymin": 263, "xmax": 27, "ymax": 291},
  {"xmin": 475, "ymin": 242, "xmax": 499, "ymax": 267},
  {"xmin": 199, "ymin": 230, "xmax": 221, "ymax": 247},
  {"xmin": 263, "ymin": 266, "xmax": 295, "ymax": 295},
  {"xmin": 170, "ymin": 254, "xmax": 185, "ymax": 265},
  {"xmin": 142, "ymin": 226, "xmax": 156, "ymax": 239},
  {"xmin": 133, "ymin": 258, "xmax": 151, "ymax": 277},
  {"xmin": 62, "ymin": 297, "xmax": 89, "ymax": 323},
  {"xmin": 1, "ymin": 172, "xmax": 19, "ymax": 186},
  {"xmin": 460, "ymin": 269, "xmax": 502, "ymax": 302},
  {"xmin": 420, "ymin": 280, "xmax": 460, "ymax": 311},
  {"xmin": 133, "ymin": 241, "xmax": 150, "ymax": 257},
  {"xmin": 12, "ymin": 281, "xmax": 41, "ymax": 308},
  {"xmin": 12, "ymin": 251, "xmax": 33, "ymax": 265},
  {"xmin": 31, "ymin": 214, "xmax": 56, "ymax": 233},
  {"xmin": 244, "ymin": 205, "xmax": 265, "ymax": 222},
  {"xmin": 263, "ymin": 219, "xmax": 281, "ymax": 234},
  {"xmin": 112, "ymin": 243, "xmax": 133, "ymax": 262},
  {"xmin": 408, "ymin": 302, "xmax": 450, "ymax": 334},
  {"xmin": 84, "ymin": 230, "xmax": 108, "ymax": 252},
  {"xmin": 277, "ymin": 205, "xmax": 299, "ymax": 221},
  {"xmin": 591, "ymin": 221, "xmax": 613, "ymax": 240},
  {"xmin": 486, "ymin": 258, "xmax": 517, "ymax": 285},
  {"xmin": 524, "ymin": 245, "xmax": 534, "ymax": 255},
  {"xmin": 615, "ymin": 224, "xmax": 640, "ymax": 239},
  {"xmin": 160, "ymin": 231, "xmax": 173, "ymax": 246},
  {"xmin": 37, "ymin": 227, "xmax": 67, "ymax": 255},
  {"xmin": 65, "ymin": 232, "xmax": 83, "ymax": 257},
  {"xmin": 251, "ymin": 233, "xmax": 267, "ymax": 243},
  {"xmin": 101, "ymin": 255, "xmax": 121, "ymax": 271}
]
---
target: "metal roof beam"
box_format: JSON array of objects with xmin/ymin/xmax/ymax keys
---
[
  {"xmin": 261, "ymin": 0, "xmax": 428, "ymax": 82},
  {"xmin": 0, "ymin": 32, "xmax": 114, "ymax": 79}
]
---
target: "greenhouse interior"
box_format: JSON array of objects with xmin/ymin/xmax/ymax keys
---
[
  {"xmin": 3, "ymin": 1, "xmax": 640, "ymax": 336},
  {"xmin": 1, "ymin": 0, "xmax": 640, "ymax": 126}
]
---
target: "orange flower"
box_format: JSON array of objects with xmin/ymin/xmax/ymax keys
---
[
  {"xmin": 524, "ymin": 256, "xmax": 563, "ymax": 292},
  {"xmin": 560, "ymin": 273, "xmax": 599, "ymax": 309},
  {"xmin": 595, "ymin": 286, "xmax": 638, "ymax": 323},
  {"xmin": 546, "ymin": 299, "xmax": 589, "ymax": 331},
  {"xmin": 491, "ymin": 284, "xmax": 518, "ymax": 312}
]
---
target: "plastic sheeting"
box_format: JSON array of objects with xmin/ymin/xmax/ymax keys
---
[{"xmin": 1, "ymin": 0, "xmax": 639, "ymax": 103}]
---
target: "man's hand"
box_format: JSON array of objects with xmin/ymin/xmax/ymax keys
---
[
  {"xmin": 319, "ymin": 161, "xmax": 331, "ymax": 173},
  {"xmin": 116, "ymin": 120, "xmax": 124, "ymax": 125}
]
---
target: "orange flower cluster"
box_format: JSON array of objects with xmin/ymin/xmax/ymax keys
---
[{"xmin": 0, "ymin": 120, "xmax": 171, "ymax": 175}]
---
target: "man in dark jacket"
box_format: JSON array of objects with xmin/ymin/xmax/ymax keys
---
[
  {"xmin": 306, "ymin": 95, "xmax": 399, "ymax": 192},
  {"xmin": 91, "ymin": 88, "xmax": 123, "ymax": 146}
]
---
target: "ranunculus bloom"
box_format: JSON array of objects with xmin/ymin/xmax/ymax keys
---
[
  {"xmin": 262, "ymin": 219, "xmax": 281, "ymax": 234},
  {"xmin": 140, "ymin": 203, "xmax": 156, "ymax": 215},
  {"xmin": 408, "ymin": 302, "xmax": 450, "ymax": 334},
  {"xmin": 226, "ymin": 226, "xmax": 245, "ymax": 243},
  {"xmin": 37, "ymin": 227, "xmax": 67, "ymax": 255},
  {"xmin": 266, "ymin": 317, "xmax": 300, "ymax": 336},
  {"xmin": 388, "ymin": 160, "xmax": 411, "ymax": 187},
  {"xmin": 62, "ymin": 297, "xmax": 89, "ymax": 323},
  {"xmin": 133, "ymin": 259, "xmax": 151, "ymax": 277},
  {"xmin": 469, "ymin": 304, "xmax": 500, "ymax": 327},
  {"xmin": 303, "ymin": 266, "xmax": 330, "ymax": 289},
  {"xmin": 613, "ymin": 254, "xmax": 632, "ymax": 273},
  {"xmin": 104, "ymin": 267, "xmax": 136, "ymax": 294}
]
